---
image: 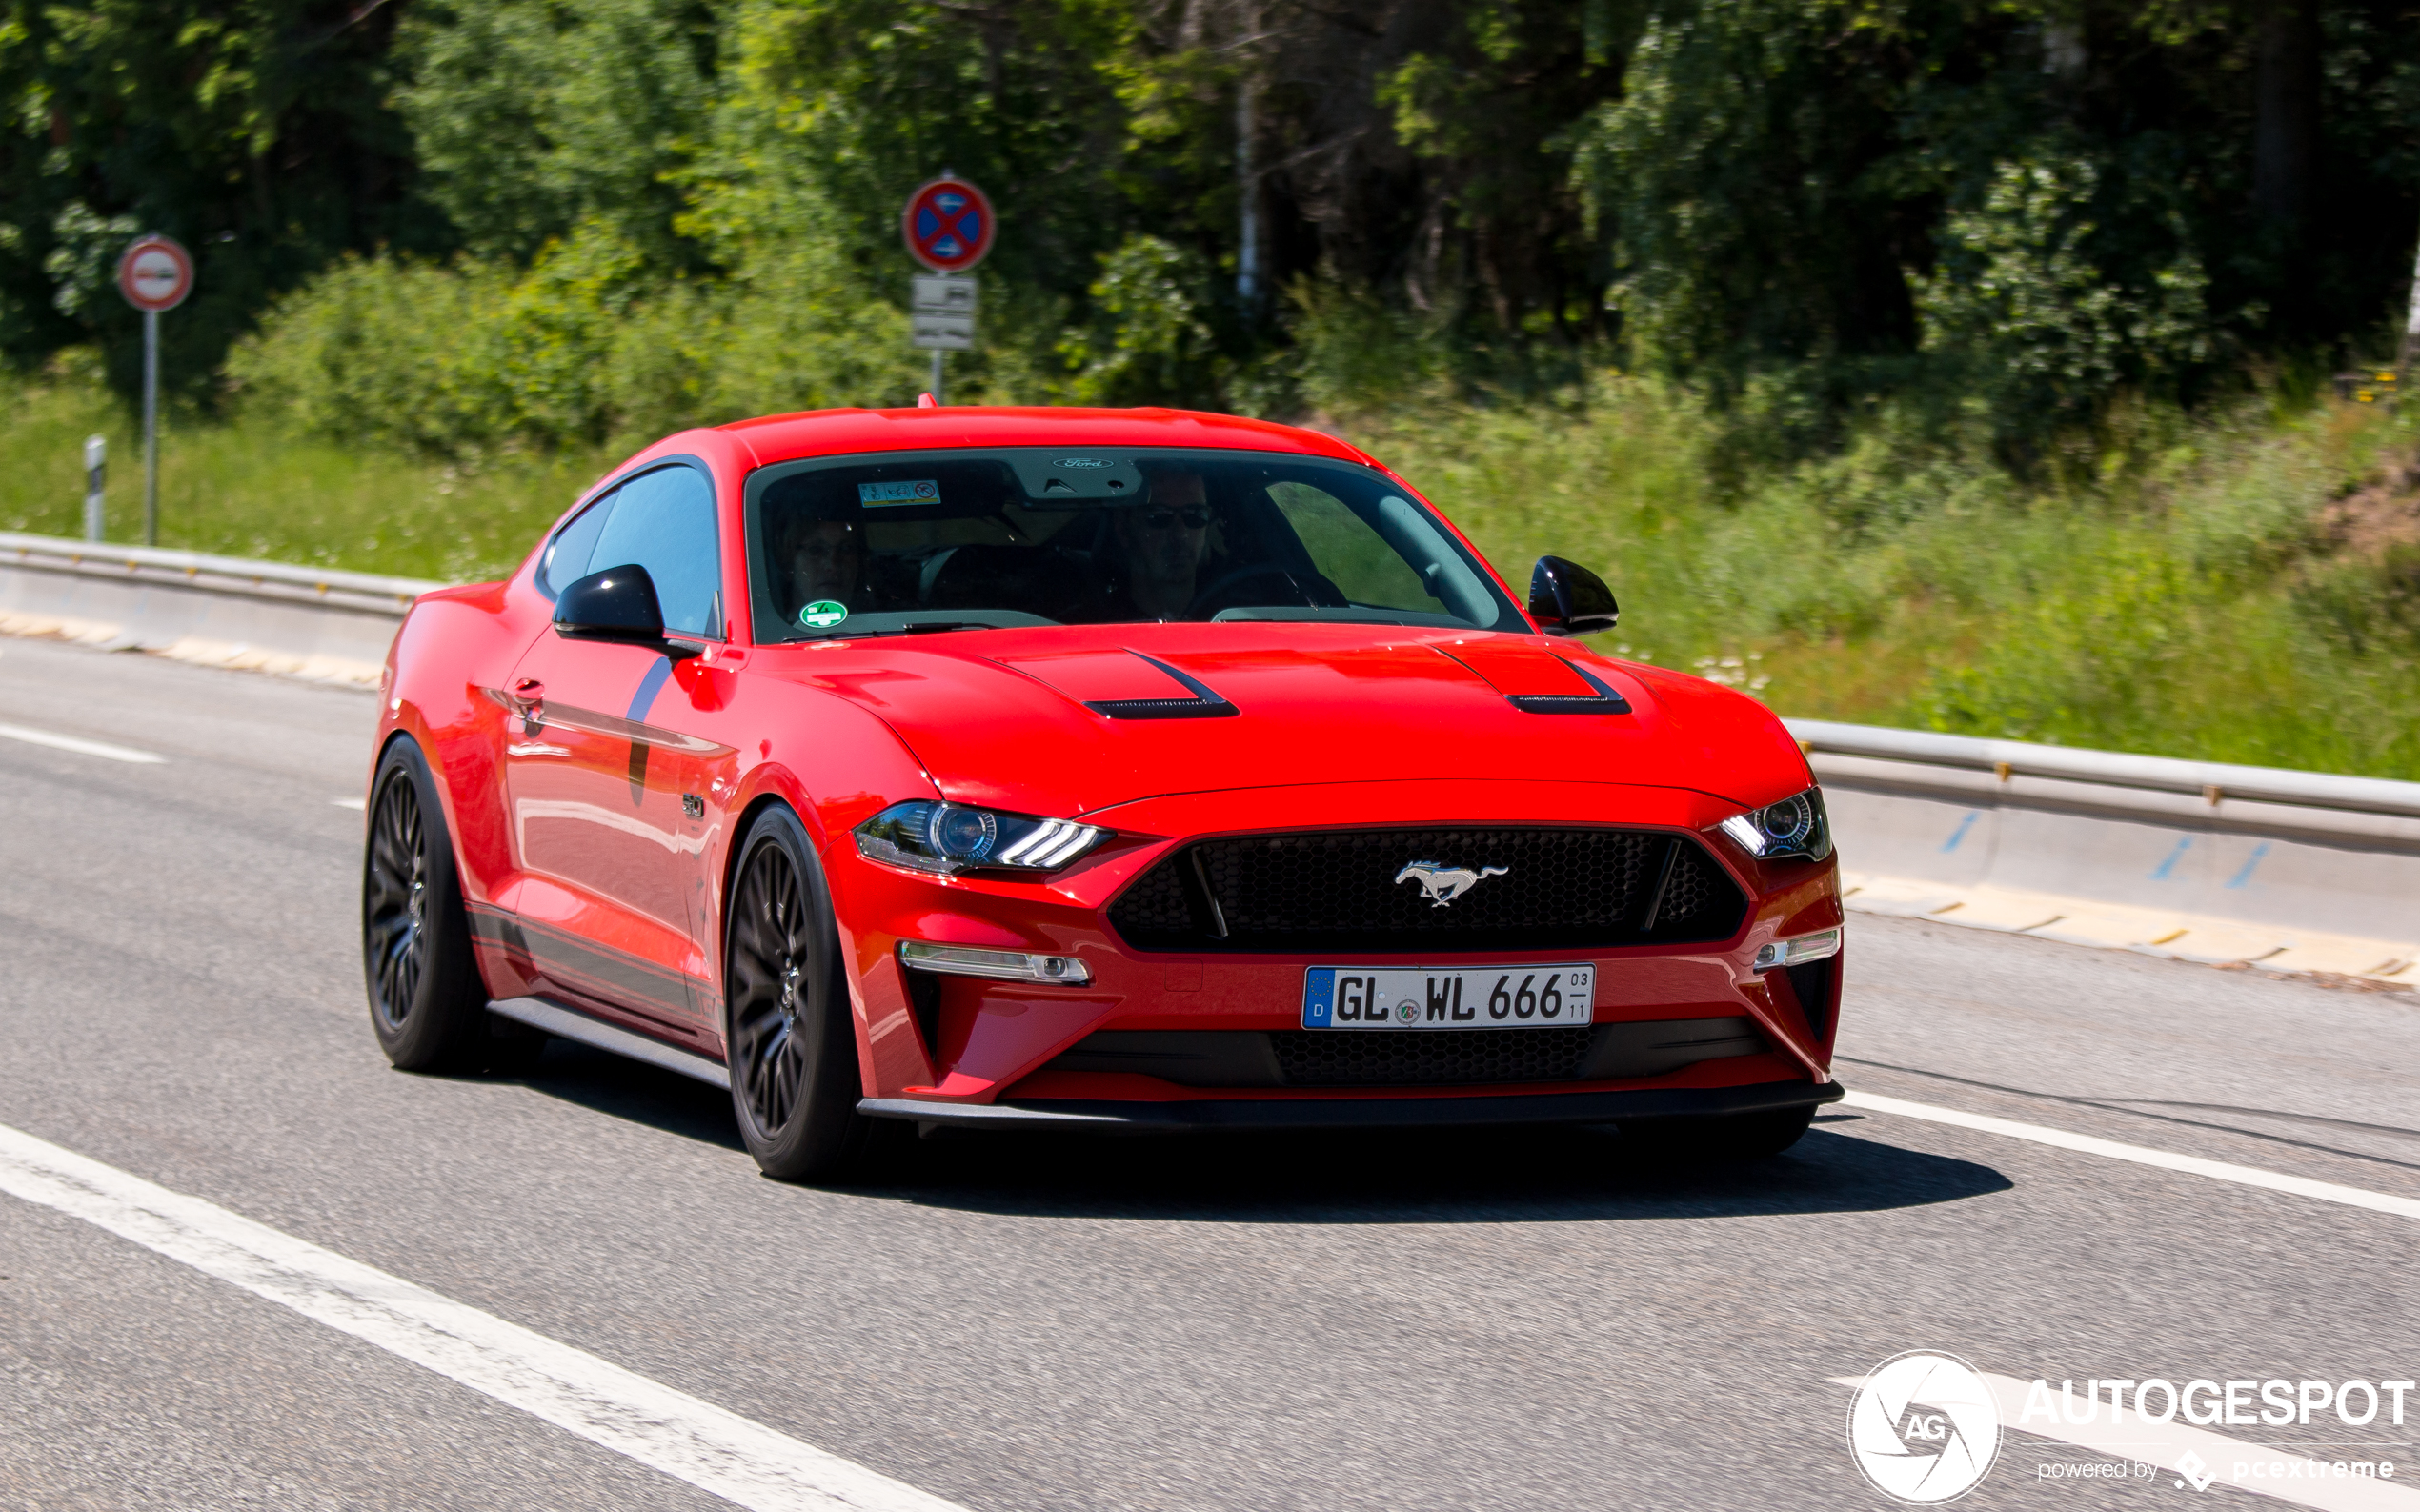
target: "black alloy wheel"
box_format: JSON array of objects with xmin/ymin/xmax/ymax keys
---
[
  {"xmin": 723, "ymin": 805, "xmax": 883, "ymax": 1180},
  {"xmin": 362, "ymin": 736, "xmax": 497, "ymax": 1070}
]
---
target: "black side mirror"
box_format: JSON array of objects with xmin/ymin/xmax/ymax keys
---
[
  {"xmin": 1528, "ymin": 555, "xmax": 1620, "ymax": 637},
  {"xmin": 555, "ymin": 565, "xmax": 700, "ymax": 658}
]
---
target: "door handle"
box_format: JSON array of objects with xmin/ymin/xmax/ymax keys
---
[{"xmin": 507, "ymin": 678, "xmax": 544, "ymax": 717}]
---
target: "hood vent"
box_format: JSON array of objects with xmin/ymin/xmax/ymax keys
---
[
  {"xmin": 1505, "ymin": 661, "xmax": 1631, "ymax": 716},
  {"xmin": 1084, "ymin": 652, "xmax": 1239, "ymax": 720}
]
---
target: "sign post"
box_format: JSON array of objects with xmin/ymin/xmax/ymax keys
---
[
  {"xmin": 115, "ymin": 234, "xmax": 193, "ymax": 546},
  {"xmin": 900, "ymin": 174, "xmax": 995, "ymax": 405}
]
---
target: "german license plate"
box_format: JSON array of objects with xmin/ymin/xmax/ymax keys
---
[{"xmin": 1301, "ymin": 966, "xmax": 1595, "ymax": 1030}]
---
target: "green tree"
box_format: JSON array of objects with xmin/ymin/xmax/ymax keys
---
[{"xmin": 0, "ymin": 0, "xmax": 420, "ymax": 392}]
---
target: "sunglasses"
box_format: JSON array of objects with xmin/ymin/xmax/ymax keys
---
[{"xmin": 1139, "ymin": 506, "xmax": 1211, "ymax": 530}]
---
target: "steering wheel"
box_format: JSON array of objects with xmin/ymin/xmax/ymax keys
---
[{"xmin": 1186, "ymin": 563, "xmax": 1348, "ymax": 618}]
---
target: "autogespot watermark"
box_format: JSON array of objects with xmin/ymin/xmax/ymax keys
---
[
  {"xmin": 1846, "ymin": 1351, "xmax": 2003, "ymax": 1502},
  {"xmin": 1846, "ymin": 1354, "xmax": 2412, "ymax": 1502}
]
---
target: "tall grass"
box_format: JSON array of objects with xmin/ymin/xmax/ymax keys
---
[
  {"xmin": 1335, "ymin": 377, "xmax": 2420, "ymax": 778},
  {"xmin": 0, "ymin": 353, "xmax": 608, "ymax": 582},
  {"xmin": 6, "ymin": 356, "xmax": 2416, "ymax": 778}
]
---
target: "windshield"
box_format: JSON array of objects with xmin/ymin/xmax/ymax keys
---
[{"xmin": 743, "ymin": 446, "xmax": 1524, "ymax": 642}]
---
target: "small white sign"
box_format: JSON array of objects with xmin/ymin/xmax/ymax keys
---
[
  {"xmin": 912, "ymin": 275, "xmax": 978, "ymax": 316},
  {"xmin": 910, "ymin": 314, "xmax": 975, "ymax": 351}
]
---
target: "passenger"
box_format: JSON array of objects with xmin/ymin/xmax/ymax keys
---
[{"xmin": 1099, "ymin": 472, "xmax": 1211, "ymax": 620}]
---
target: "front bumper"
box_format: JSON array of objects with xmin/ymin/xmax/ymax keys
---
[{"xmin": 859, "ymin": 1077, "xmax": 1842, "ymax": 1134}]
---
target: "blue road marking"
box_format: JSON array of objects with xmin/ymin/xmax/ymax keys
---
[
  {"xmin": 2148, "ymin": 836, "xmax": 2192, "ymax": 881},
  {"xmin": 2225, "ymin": 842, "xmax": 2270, "ymax": 890},
  {"xmin": 627, "ymin": 656, "xmax": 674, "ymax": 722},
  {"xmin": 1940, "ymin": 811, "xmax": 1980, "ymax": 854},
  {"xmin": 1302, "ymin": 969, "xmax": 1335, "ymax": 1028}
]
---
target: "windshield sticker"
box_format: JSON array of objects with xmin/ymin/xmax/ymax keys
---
[
  {"xmin": 799, "ymin": 600, "xmax": 849, "ymax": 630},
  {"xmin": 857, "ymin": 479, "xmax": 940, "ymax": 507}
]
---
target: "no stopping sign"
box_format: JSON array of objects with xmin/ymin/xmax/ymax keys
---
[
  {"xmin": 117, "ymin": 235, "xmax": 194, "ymax": 312},
  {"xmin": 900, "ymin": 177, "xmax": 995, "ymax": 274}
]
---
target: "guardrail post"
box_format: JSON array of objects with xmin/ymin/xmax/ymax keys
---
[{"xmin": 82, "ymin": 435, "xmax": 105, "ymax": 543}]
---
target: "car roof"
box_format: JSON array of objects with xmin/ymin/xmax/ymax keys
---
[{"xmin": 716, "ymin": 406, "xmax": 1380, "ymax": 471}]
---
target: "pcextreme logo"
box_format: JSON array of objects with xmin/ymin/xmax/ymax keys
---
[{"xmin": 1846, "ymin": 1352, "xmax": 2002, "ymax": 1503}]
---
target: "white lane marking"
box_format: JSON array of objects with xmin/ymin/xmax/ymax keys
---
[
  {"xmin": 0, "ymin": 719, "xmax": 165, "ymax": 764},
  {"xmin": 1844, "ymin": 1090, "xmax": 2420, "ymax": 1222},
  {"xmin": 0, "ymin": 1122, "xmax": 969, "ymax": 1512},
  {"xmin": 332, "ymin": 796, "xmax": 365, "ymax": 811},
  {"xmin": 1833, "ymin": 1373, "xmax": 2420, "ymax": 1510}
]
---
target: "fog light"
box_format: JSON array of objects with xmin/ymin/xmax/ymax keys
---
[
  {"xmin": 897, "ymin": 939, "xmax": 1093, "ymax": 985},
  {"xmin": 1753, "ymin": 927, "xmax": 1841, "ymax": 972}
]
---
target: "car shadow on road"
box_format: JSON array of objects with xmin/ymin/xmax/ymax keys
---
[
  {"xmin": 859, "ymin": 1117, "xmax": 2011, "ymax": 1225},
  {"xmin": 498, "ymin": 1048, "xmax": 2010, "ymax": 1224},
  {"xmin": 513, "ymin": 1041, "xmax": 747, "ymax": 1153}
]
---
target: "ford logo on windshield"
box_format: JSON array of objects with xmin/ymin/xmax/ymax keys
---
[{"xmin": 1053, "ymin": 457, "xmax": 1116, "ymax": 469}]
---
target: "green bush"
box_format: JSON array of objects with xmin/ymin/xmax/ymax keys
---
[{"xmin": 228, "ymin": 217, "xmax": 924, "ymax": 458}]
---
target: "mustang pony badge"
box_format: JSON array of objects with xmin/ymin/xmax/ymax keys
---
[{"xmin": 1394, "ymin": 861, "xmax": 1508, "ymax": 908}]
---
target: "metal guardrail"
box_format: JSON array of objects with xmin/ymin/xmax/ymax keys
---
[
  {"xmin": 1785, "ymin": 717, "xmax": 2420, "ymax": 852},
  {"xmin": 0, "ymin": 532, "xmax": 441, "ymax": 616},
  {"xmin": 1785, "ymin": 718, "xmax": 2420, "ymax": 818}
]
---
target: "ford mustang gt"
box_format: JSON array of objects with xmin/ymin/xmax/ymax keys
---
[{"xmin": 362, "ymin": 405, "xmax": 1845, "ymax": 1179}]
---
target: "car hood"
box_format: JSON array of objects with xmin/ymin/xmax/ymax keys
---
[{"xmin": 752, "ymin": 623, "xmax": 1809, "ymax": 821}]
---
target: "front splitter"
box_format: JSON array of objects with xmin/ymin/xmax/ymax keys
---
[{"xmin": 858, "ymin": 1078, "xmax": 1841, "ymax": 1134}]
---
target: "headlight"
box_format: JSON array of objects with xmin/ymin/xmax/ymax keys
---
[
  {"xmin": 1716, "ymin": 787, "xmax": 1831, "ymax": 862},
  {"xmin": 855, "ymin": 800, "xmax": 1106, "ymax": 875}
]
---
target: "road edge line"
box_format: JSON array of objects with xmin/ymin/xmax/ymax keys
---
[
  {"xmin": 0, "ymin": 1120, "xmax": 967, "ymax": 1512},
  {"xmin": 1840, "ymin": 1090, "xmax": 2420, "ymax": 1222}
]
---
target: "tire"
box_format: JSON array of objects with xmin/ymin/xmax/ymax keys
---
[
  {"xmin": 1619, "ymin": 1103, "xmax": 1817, "ymax": 1161},
  {"xmin": 722, "ymin": 805, "xmax": 884, "ymax": 1181},
  {"xmin": 362, "ymin": 736, "xmax": 490, "ymax": 1071}
]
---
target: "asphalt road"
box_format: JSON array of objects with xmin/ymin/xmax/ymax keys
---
[{"xmin": 2, "ymin": 633, "xmax": 2415, "ymax": 1512}]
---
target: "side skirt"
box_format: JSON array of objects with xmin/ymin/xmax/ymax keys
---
[{"xmin": 489, "ymin": 996, "xmax": 730, "ymax": 1090}]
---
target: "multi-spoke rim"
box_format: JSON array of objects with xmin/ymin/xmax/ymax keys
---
[
  {"xmin": 727, "ymin": 837, "xmax": 816, "ymax": 1140},
  {"xmin": 364, "ymin": 767, "xmax": 430, "ymax": 1029}
]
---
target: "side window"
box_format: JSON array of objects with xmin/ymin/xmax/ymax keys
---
[
  {"xmin": 538, "ymin": 493, "xmax": 614, "ymax": 599},
  {"xmin": 587, "ymin": 464, "xmax": 722, "ymax": 637},
  {"xmin": 1267, "ymin": 482, "xmax": 1445, "ymax": 614}
]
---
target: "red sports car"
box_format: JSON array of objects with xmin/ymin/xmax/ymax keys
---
[{"xmin": 362, "ymin": 406, "xmax": 1844, "ymax": 1179}]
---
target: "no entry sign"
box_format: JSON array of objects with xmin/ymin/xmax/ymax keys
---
[
  {"xmin": 900, "ymin": 177, "xmax": 995, "ymax": 274},
  {"xmin": 116, "ymin": 234, "xmax": 194, "ymax": 312}
]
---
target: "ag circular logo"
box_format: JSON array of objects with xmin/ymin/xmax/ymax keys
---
[
  {"xmin": 1394, "ymin": 998, "xmax": 1418, "ymax": 1024},
  {"xmin": 1845, "ymin": 1351, "xmax": 2000, "ymax": 1503}
]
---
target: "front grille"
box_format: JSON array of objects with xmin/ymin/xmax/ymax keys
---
[
  {"xmin": 1107, "ymin": 827, "xmax": 1745, "ymax": 952},
  {"xmin": 1269, "ymin": 1027, "xmax": 1595, "ymax": 1086}
]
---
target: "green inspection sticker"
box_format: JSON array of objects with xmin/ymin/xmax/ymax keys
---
[{"xmin": 799, "ymin": 600, "xmax": 848, "ymax": 630}]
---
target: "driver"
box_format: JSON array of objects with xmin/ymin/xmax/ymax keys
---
[{"xmin": 1104, "ymin": 472, "xmax": 1211, "ymax": 620}]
